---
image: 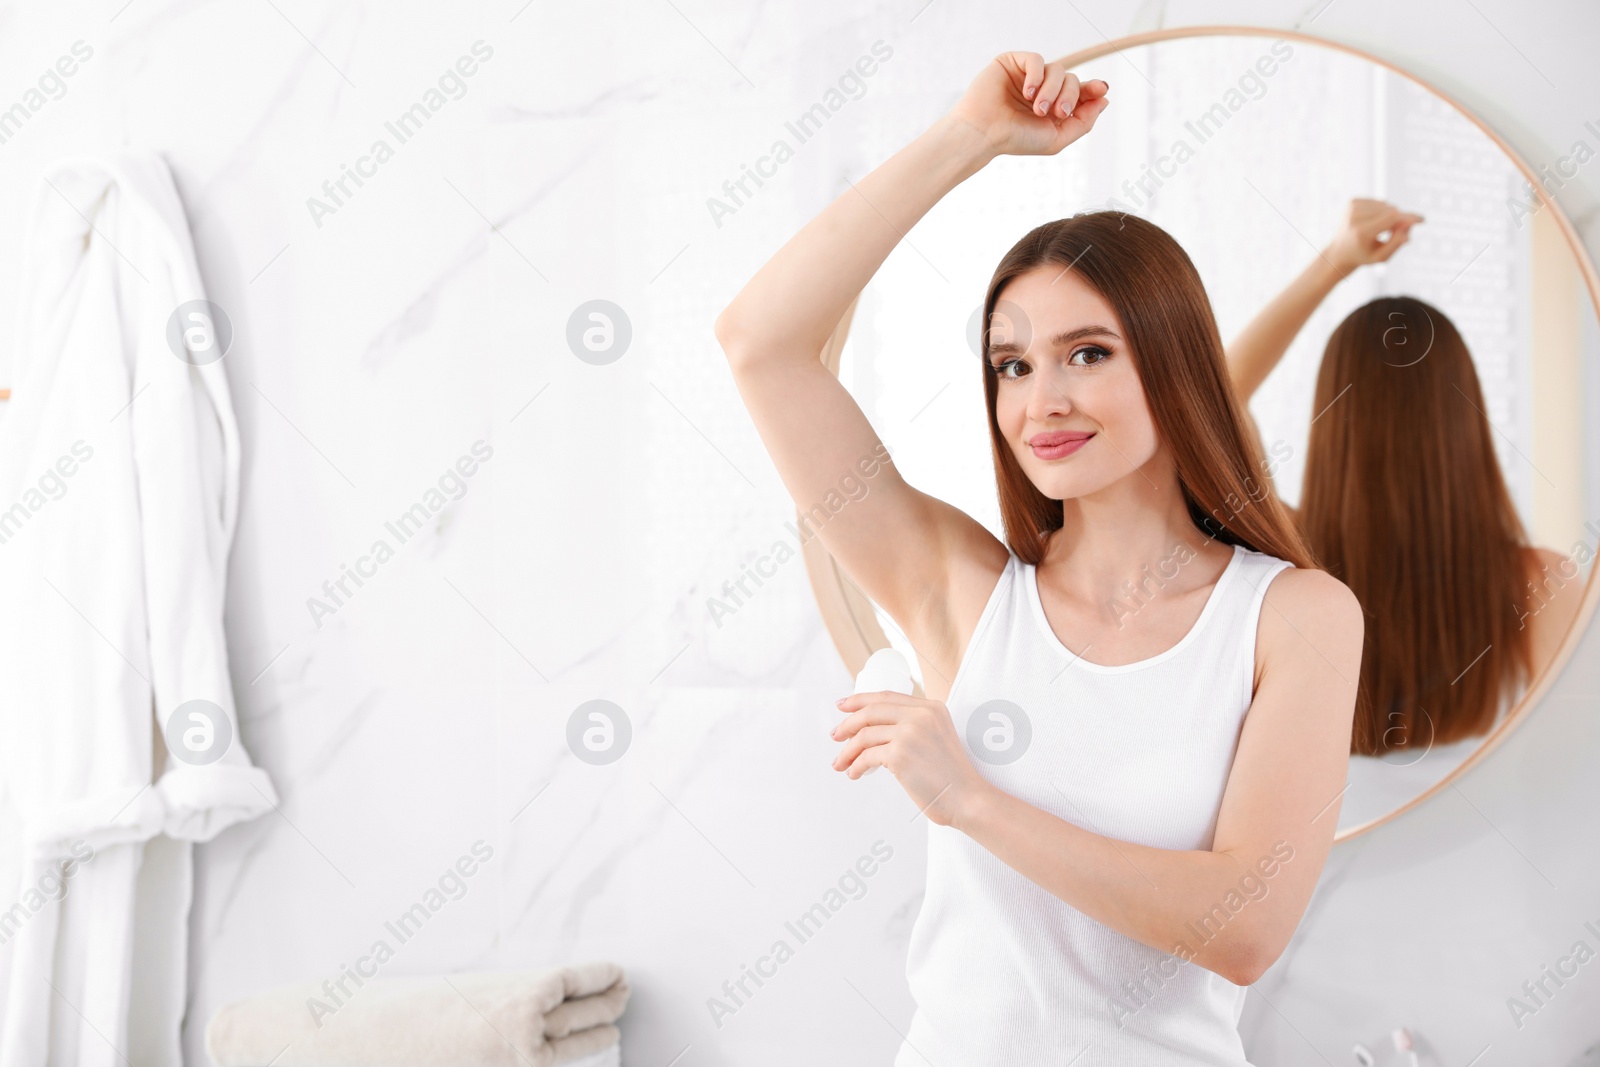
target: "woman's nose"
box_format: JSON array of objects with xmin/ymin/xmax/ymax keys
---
[{"xmin": 1025, "ymin": 369, "xmax": 1074, "ymax": 419}]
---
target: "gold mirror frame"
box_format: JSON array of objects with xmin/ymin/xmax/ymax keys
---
[{"xmin": 802, "ymin": 25, "xmax": 1600, "ymax": 842}]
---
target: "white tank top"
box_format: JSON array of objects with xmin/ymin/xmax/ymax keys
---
[{"xmin": 895, "ymin": 539, "xmax": 1293, "ymax": 1067}]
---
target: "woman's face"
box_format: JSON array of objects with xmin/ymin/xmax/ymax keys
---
[{"xmin": 988, "ymin": 265, "xmax": 1164, "ymax": 502}]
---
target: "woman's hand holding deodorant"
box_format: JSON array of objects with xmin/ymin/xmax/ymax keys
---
[
  {"xmin": 842, "ymin": 649, "xmax": 915, "ymax": 777},
  {"xmin": 832, "ymin": 648, "xmax": 993, "ymax": 828}
]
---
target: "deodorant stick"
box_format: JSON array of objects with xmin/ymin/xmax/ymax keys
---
[{"xmin": 847, "ymin": 648, "xmax": 914, "ymax": 777}]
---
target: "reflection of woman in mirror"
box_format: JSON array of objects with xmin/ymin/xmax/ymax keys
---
[
  {"xmin": 717, "ymin": 51, "xmax": 1363, "ymax": 1064},
  {"xmin": 1226, "ymin": 198, "xmax": 1584, "ymax": 761}
]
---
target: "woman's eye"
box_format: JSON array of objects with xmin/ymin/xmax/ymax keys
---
[
  {"xmin": 991, "ymin": 357, "xmax": 1026, "ymax": 379},
  {"xmin": 1070, "ymin": 345, "xmax": 1111, "ymax": 366}
]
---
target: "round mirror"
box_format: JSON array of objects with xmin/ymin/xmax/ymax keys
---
[{"xmin": 804, "ymin": 27, "xmax": 1600, "ymax": 841}]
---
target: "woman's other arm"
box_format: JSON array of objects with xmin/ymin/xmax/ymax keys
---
[{"xmin": 835, "ymin": 568, "xmax": 1364, "ymax": 985}]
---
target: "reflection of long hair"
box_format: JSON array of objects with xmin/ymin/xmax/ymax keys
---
[
  {"xmin": 1300, "ymin": 296, "xmax": 1534, "ymax": 754},
  {"xmin": 980, "ymin": 212, "xmax": 1315, "ymax": 574}
]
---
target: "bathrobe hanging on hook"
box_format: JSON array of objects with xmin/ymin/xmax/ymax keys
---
[{"xmin": 0, "ymin": 152, "xmax": 276, "ymax": 1067}]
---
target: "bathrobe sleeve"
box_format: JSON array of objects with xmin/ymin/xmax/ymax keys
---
[{"xmin": 119, "ymin": 157, "xmax": 276, "ymax": 841}]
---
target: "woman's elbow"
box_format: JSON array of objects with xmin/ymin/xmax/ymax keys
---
[
  {"xmin": 1213, "ymin": 938, "xmax": 1283, "ymax": 987},
  {"xmin": 713, "ymin": 310, "xmax": 762, "ymax": 372},
  {"xmin": 713, "ymin": 309, "xmax": 744, "ymax": 359}
]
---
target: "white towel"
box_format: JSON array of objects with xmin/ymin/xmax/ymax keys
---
[
  {"xmin": 205, "ymin": 964, "xmax": 632, "ymax": 1067},
  {"xmin": 0, "ymin": 153, "xmax": 276, "ymax": 1067}
]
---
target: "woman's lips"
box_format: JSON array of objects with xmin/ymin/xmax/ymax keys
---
[{"xmin": 1030, "ymin": 431, "xmax": 1094, "ymax": 460}]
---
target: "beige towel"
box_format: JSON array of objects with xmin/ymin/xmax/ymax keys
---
[{"xmin": 205, "ymin": 963, "xmax": 629, "ymax": 1067}]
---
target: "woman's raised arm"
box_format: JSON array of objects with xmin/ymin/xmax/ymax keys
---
[{"xmin": 713, "ymin": 55, "xmax": 1107, "ymax": 636}]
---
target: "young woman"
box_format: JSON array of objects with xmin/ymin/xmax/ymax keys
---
[
  {"xmin": 1226, "ymin": 199, "xmax": 1583, "ymax": 760},
  {"xmin": 715, "ymin": 52, "xmax": 1363, "ymax": 1065}
]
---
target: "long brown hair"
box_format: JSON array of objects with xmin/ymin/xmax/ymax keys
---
[
  {"xmin": 980, "ymin": 212, "xmax": 1316, "ymax": 575},
  {"xmin": 1300, "ymin": 296, "xmax": 1533, "ymax": 754}
]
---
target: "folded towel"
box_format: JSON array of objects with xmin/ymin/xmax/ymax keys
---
[{"xmin": 205, "ymin": 963, "xmax": 630, "ymax": 1067}]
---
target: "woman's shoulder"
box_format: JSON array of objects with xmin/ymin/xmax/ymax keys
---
[
  {"xmin": 1522, "ymin": 544, "xmax": 1572, "ymax": 579},
  {"xmin": 1236, "ymin": 558, "xmax": 1363, "ymax": 715},
  {"xmin": 1255, "ymin": 564, "xmax": 1364, "ymax": 663},
  {"xmin": 1519, "ymin": 543, "xmax": 1585, "ymax": 674},
  {"xmin": 1260, "ymin": 565, "xmax": 1358, "ymax": 608},
  {"xmin": 1517, "ymin": 544, "xmax": 1582, "ymax": 624}
]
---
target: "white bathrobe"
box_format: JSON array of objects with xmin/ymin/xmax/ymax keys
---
[{"xmin": 0, "ymin": 154, "xmax": 276, "ymax": 1067}]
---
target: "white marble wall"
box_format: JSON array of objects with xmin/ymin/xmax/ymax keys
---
[{"xmin": 0, "ymin": 1, "xmax": 1597, "ymax": 1064}]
